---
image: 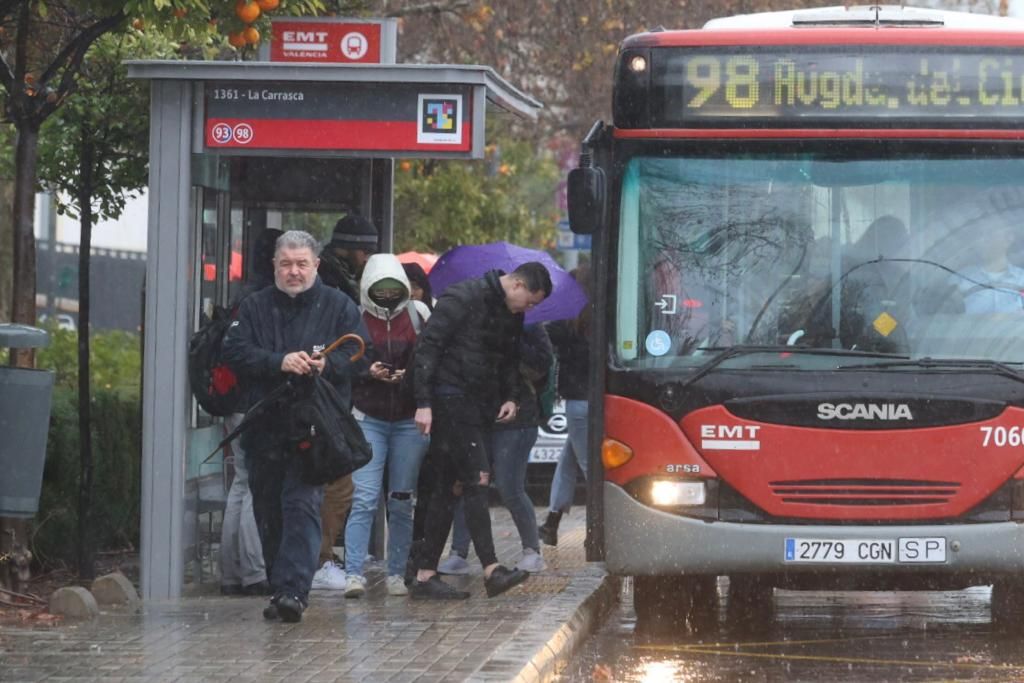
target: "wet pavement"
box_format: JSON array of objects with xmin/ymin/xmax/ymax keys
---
[
  {"xmin": 563, "ymin": 582, "xmax": 1024, "ymax": 682},
  {"xmin": 0, "ymin": 508, "xmax": 609, "ymax": 683}
]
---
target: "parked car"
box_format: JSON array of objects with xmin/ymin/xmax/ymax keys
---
[
  {"xmin": 38, "ymin": 313, "xmax": 77, "ymax": 331},
  {"xmin": 527, "ymin": 400, "xmax": 583, "ymax": 502},
  {"xmin": 529, "ymin": 399, "xmax": 568, "ymax": 465}
]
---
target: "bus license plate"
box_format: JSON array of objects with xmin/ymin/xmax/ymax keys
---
[{"xmin": 784, "ymin": 538, "xmax": 946, "ymax": 564}]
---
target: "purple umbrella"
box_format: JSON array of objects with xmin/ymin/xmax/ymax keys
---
[{"xmin": 428, "ymin": 241, "xmax": 588, "ymax": 324}]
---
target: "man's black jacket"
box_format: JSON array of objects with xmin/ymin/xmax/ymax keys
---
[
  {"xmin": 222, "ymin": 277, "xmax": 370, "ymax": 455},
  {"xmin": 413, "ymin": 269, "xmax": 522, "ymax": 410}
]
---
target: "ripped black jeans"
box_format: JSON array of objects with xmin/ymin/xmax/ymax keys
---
[{"xmin": 414, "ymin": 395, "xmax": 499, "ymax": 571}]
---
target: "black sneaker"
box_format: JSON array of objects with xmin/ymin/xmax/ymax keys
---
[
  {"xmin": 484, "ymin": 565, "xmax": 529, "ymax": 598},
  {"xmin": 276, "ymin": 594, "xmax": 305, "ymax": 623},
  {"xmin": 262, "ymin": 598, "xmax": 279, "ymax": 620},
  {"xmin": 409, "ymin": 575, "xmax": 470, "ymax": 600}
]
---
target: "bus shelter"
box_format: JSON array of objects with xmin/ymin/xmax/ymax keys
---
[{"xmin": 127, "ymin": 59, "xmax": 540, "ymax": 599}]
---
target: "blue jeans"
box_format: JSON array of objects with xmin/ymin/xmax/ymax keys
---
[
  {"xmin": 451, "ymin": 426, "xmax": 540, "ymax": 555},
  {"xmin": 248, "ymin": 454, "xmax": 324, "ymax": 603},
  {"xmin": 549, "ymin": 400, "xmax": 589, "ymax": 513},
  {"xmin": 345, "ymin": 415, "xmax": 430, "ymax": 577}
]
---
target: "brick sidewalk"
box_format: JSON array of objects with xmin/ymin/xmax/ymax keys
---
[{"xmin": 0, "ymin": 508, "xmax": 611, "ymax": 683}]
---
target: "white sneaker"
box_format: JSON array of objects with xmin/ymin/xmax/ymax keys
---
[
  {"xmin": 516, "ymin": 548, "xmax": 545, "ymax": 573},
  {"xmin": 386, "ymin": 575, "xmax": 409, "ymax": 596},
  {"xmin": 344, "ymin": 574, "xmax": 367, "ymax": 598},
  {"xmin": 311, "ymin": 561, "xmax": 346, "ymax": 590},
  {"xmin": 437, "ymin": 553, "xmax": 471, "ymax": 575}
]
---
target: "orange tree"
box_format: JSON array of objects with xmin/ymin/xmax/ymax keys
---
[{"xmin": 0, "ymin": 0, "xmax": 325, "ymax": 367}]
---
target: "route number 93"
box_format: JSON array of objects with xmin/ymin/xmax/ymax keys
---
[{"xmin": 980, "ymin": 426, "xmax": 1024, "ymax": 447}]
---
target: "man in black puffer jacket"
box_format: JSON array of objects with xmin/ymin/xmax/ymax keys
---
[
  {"xmin": 410, "ymin": 262, "xmax": 552, "ymax": 600},
  {"xmin": 222, "ymin": 230, "xmax": 369, "ymax": 623}
]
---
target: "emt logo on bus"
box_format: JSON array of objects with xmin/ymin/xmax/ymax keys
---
[{"xmin": 700, "ymin": 424, "xmax": 761, "ymax": 451}]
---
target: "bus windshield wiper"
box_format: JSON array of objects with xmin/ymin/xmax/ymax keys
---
[
  {"xmin": 678, "ymin": 345, "xmax": 910, "ymax": 390},
  {"xmin": 836, "ymin": 357, "xmax": 1024, "ymax": 384}
]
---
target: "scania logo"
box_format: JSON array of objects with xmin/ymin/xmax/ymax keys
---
[{"xmin": 817, "ymin": 403, "xmax": 914, "ymax": 420}]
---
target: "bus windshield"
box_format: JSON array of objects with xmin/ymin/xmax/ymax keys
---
[{"xmin": 617, "ymin": 150, "xmax": 1024, "ymax": 369}]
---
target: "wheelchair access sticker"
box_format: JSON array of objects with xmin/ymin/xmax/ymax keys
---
[{"xmin": 645, "ymin": 330, "xmax": 671, "ymax": 356}]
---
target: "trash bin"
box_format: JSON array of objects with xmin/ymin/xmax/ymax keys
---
[{"xmin": 0, "ymin": 324, "xmax": 55, "ymax": 518}]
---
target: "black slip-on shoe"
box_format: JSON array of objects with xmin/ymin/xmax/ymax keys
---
[
  {"xmin": 276, "ymin": 594, "xmax": 305, "ymax": 623},
  {"xmin": 409, "ymin": 575, "xmax": 470, "ymax": 600},
  {"xmin": 262, "ymin": 599, "xmax": 279, "ymax": 620},
  {"xmin": 220, "ymin": 584, "xmax": 244, "ymax": 596},
  {"xmin": 484, "ymin": 565, "xmax": 529, "ymax": 598}
]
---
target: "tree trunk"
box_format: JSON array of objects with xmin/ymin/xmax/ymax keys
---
[
  {"xmin": 0, "ymin": 178, "xmax": 13, "ymax": 323},
  {"xmin": 76, "ymin": 144, "xmax": 95, "ymax": 581},
  {"xmin": 11, "ymin": 123, "xmax": 39, "ymax": 368}
]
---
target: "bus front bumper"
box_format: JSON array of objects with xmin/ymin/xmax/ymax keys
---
[{"xmin": 604, "ymin": 482, "xmax": 1024, "ymax": 585}]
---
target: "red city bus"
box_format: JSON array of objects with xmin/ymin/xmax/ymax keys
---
[{"xmin": 568, "ymin": 5, "xmax": 1024, "ymax": 630}]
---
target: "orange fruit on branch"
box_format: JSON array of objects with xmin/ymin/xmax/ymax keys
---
[
  {"xmin": 234, "ymin": 0, "xmax": 261, "ymax": 23},
  {"xmin": 243, "ymin": 26, "xmax": 260, "ymax": 44},
  {"xmin": 227, "ymin": 31, "xmax": 247, "ymax": 48},
  {"xmin": 256, "ymin": 0, "xmax": 280, "ymax": 10}
]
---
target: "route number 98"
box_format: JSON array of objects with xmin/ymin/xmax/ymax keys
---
[
  {"xmin": 686, "ymin": 56, "xmax": 760, "ymax": 109},
  {"xmin": 980, "ymin": 426, "xmax": 1024, "ymax": 447}
]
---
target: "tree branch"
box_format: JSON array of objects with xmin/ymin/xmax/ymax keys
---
[
  {"xmin": 38, "ymin": 9, "xmax": 123, "ymax": 90},
  {"xmin": 385, "ymin": 0, "xmax": 471, "ymax": 18},
  {"xmin": 38, "ymin": 10, "xmax": 124, "ymax": 121},
  {"xmin": 13, "ymin": 0, "xmax": 27, "ymax": 86},
  {"xmin": 0, "ymin": 45, "xmax": 13, "ymax": 93},
  {"xmin": 0, "ymin": 0, "xmax": 23, "ymax": 21}
]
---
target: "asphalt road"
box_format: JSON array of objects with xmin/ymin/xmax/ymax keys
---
[{"xmin": 562, "ymin": 582, "xmax": 1024, "ymax": 682}]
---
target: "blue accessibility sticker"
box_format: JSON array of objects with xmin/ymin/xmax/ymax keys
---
[{"xmin": 645, "ymin": 330, "xmax": 671, "ymax": 356}]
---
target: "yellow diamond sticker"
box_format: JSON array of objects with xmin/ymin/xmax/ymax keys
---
[{"xmin": 873, "ymin": 311, "xmax": 898, "ymax": 337}]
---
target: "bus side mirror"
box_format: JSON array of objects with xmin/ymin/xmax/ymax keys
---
[{"xmin": 567, "ymin": 167, "xmax": 605, "ymax": 235}]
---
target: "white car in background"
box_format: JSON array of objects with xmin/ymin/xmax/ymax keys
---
[
  {"xmin": 527, "ymin": 400, "xmax": 571, "ymax": 498},
  {"xmin": 529, "ymin": 399, "xmax": 567, "ymax": 464}
]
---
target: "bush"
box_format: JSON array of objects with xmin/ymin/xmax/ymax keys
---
[{"xmin": 27, "ymin": 329, "xmax": 142, "ymax": 569}]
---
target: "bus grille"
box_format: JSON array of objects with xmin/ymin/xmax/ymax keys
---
[{"xmin": 769, "ymin": 479, "xmax": 960, "ymax": 506}]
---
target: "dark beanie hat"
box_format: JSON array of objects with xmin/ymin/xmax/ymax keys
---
[{"xmin": 330, "ymin": 214, "xmax": 379, "ymax": 251}]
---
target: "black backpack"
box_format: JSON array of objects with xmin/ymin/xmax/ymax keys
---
[{"xmin": 188, "ymin": 305, "xmax": 243, "ymax": 417}]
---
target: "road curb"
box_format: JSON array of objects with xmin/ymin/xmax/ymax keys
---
[{"xmin": 468, "ymin": 563, "xmax": 619, "ymax": 682}]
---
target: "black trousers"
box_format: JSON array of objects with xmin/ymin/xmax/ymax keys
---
[
  {"xmin": 414, "ymin": 396, "xmax": 499, "ymax": 571},
  {"xmin": 247, "ymin": 453, "xmax": 284, "ymax": 579}
]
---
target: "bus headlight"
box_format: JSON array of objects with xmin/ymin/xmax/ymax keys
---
[{"xmin": 650, "ymin": 480, "xmax": 706, "ymax": 506}]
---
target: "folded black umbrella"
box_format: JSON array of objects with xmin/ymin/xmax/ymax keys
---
[{"xmin": 204, "ymin": 334, "xmax": 372, "ymax": 484}]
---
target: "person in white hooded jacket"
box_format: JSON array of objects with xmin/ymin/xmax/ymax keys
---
[{"xmin": 342, "ymin": 254, "xmax": 432, "ymax": 597}]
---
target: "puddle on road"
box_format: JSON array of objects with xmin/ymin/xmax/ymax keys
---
[{"xmin": 563, "ymin": 582, "xmax": 1024, "ymax": 682}]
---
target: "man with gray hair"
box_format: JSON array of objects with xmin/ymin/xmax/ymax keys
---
[{"xmin": 223, "ymin": 229, "xmax": 368, "ymax": 623}]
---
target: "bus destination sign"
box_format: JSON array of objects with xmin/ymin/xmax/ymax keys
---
[
  {"xmin": 203, "ymin": 81, "xmax": 473, "ymax": 155},
  {"xmin": 651, "ymin": 48, "xmax": 1024, "ymax": 127}
]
